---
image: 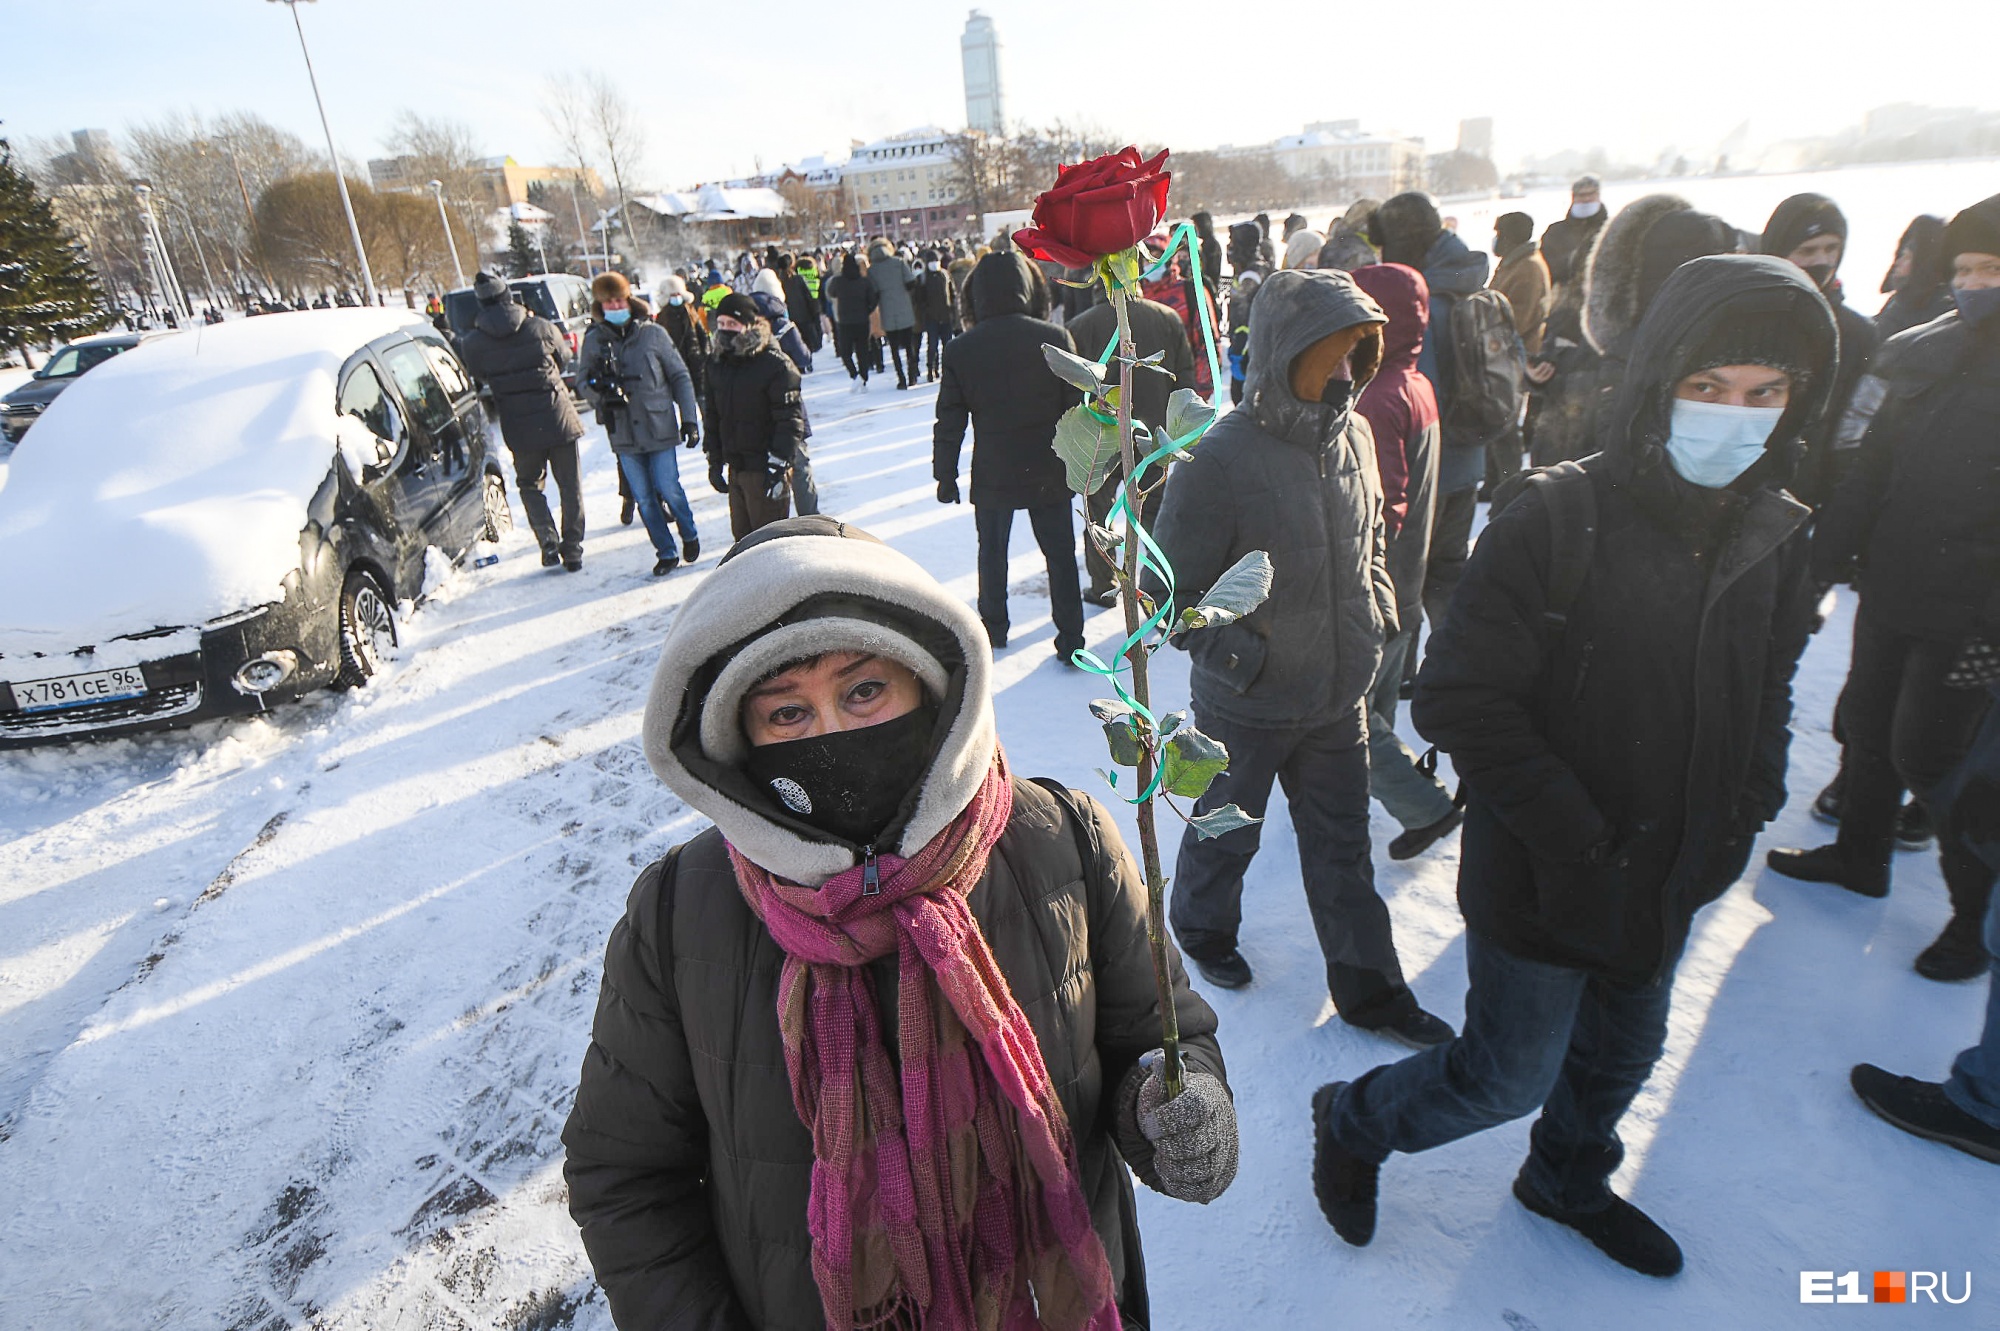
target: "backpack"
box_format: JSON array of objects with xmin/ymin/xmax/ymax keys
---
[
  {"xmin": 1441, "ymin": 288, "xmax": 1528, "ymax": 452},
  {"xmin": 1487, "ymin": 458, "xmax": 1598, "ymax": 644}
]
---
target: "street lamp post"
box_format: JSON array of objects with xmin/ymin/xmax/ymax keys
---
[
  {"xmin": 134, "ymin": 183, "xmax": 191, "ymax": 318},
  {"xmin": 268, "ymin": 0, "xmax": 377, "ymax": 304},
  {"xmin": 429, "ymin": 179, "xmax": 466, "ymax": 287},
  {"xmin": 157, "ymin": 195, "xmax": 221, "ymax": 311}
]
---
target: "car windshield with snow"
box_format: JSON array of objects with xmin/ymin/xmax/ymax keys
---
[{"xmin": 0, "ymin": 308, "xmax": 508, "ymax": 745}]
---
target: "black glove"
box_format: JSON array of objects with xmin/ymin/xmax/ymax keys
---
[
  {"xmin": 765, "ymin": 463, "xmax": 790, "ymax": 502},
  {"xmin": 681, "ymin": 421, "xmax": 701, "ymax": 449},
  {"xmin": 937, "ymin": 477, "xmax": 961, "ymax": 504},
  {"xmin": 708, "ymin": 461, "xmax": 728, "ymax": 495}
]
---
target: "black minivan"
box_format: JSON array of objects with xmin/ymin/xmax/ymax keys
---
[
  {"xmin": 0, "ymin": 310, "xmax": 510, "ymax": 746},
  {"xmin": 442, "ymin": 273, "xmax": 594, "ymax": 386}
]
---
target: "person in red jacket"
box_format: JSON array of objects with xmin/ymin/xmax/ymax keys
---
[{"xmin": 1351, "ymin": 262, "xmax": 1461, "ymax": 860}]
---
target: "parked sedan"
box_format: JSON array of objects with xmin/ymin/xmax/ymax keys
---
[
  {"xmin": 1, "ymin": 331, "xmax": 162, "ymax": 443},
  {"xmin": 0, "ymin": 309, "xmax": 510, "ymax": 745}
]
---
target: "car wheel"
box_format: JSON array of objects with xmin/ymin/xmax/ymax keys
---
[
  {"xmin": 335, "ymin": 568, "xmax": 397, "ymax": 688},
  {"xmin": 481, "ymin": 469, "xmax": 512, "ymax": 541}
]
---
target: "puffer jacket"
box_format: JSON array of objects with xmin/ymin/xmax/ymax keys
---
[
  {"xmin": 866, "ymin": 240, "xmax": 918, "ymax": 331},
  {"xmin": 1414, "ymin": 256, "xmax": 1836, "ymax": 983},
  {"xmin": 563, "ymin": 520, "xmax": 1227, "ymax": 1331},
  {"xmin": 454, "ymin": 299, "xmax": 583, "ymax": 451},
  {"xmin": 932, "ymin": 253, "xmax": 1077, "ymax": 507},
  {"xmin": 702, "ymin": 322, "xmax": 804, "ymax": 469},
  {"xmin": 1152, "ymin": 268, "xmax": 1398, "ymax": 730},
  {"xmin": 580, "ymin": 305, "xmax": 701, "ymax": 454},
  {"xmin": 1351, "ymin": 262, "xmax": 1439, "ymax": 623}
]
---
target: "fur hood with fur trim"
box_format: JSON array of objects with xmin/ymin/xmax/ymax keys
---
[{"xmin": 642, "ymin": 517, "xmax": 998, "ymax": 886}]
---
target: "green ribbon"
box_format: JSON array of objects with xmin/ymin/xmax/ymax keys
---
[{"xmin": 1069, "ymin": 221, "xmax": 1226, "ymax": 803}]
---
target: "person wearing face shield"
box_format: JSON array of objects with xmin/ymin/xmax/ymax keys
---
[
  {"xmin": 1150, "ymin": 269, "xmax": 1455, "ymax": 1049},
  {"xmin": 1768, "ymin": 194, "xmax": 2000, "ymax": 985},
  {"xmin": 561, "ymin": 516, "xmax": 1236, "ymax": 1330},
  {"xmin": 1314, "ymin": 255, "xmax": 1837, "ymax": 1278},
  {"xmin": 1758, "ymin": 193, "xmax": 1881, "ymax": 506}
]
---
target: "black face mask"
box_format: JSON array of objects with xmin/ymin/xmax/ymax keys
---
[
  {"xmin": 714, "ymin": 329, "xmax": 742, "ymax": 355},
  {"xmin": 1320, "ymin": 375, "xmax": 1354, "ymax": 412},
  {"xmin": 1801, "ymin": 262, "xmax": 1836, "ymax": 291},
  {"xmin": 743, "ymin": 704, "xmax": 937, "ymax": 847}
]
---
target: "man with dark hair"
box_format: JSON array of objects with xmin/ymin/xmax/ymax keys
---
[
  {"xmin": 1314, "ymin": 255, "xmax": 1837, "ymax": 1277},
  {"xmin": 457, "ymin": 271, "xmax": 588, "ymax": 571}
]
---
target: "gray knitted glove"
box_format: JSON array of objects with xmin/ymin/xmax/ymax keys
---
[{"xmin": 1115, "ymin": 1049, "xmax": 1238, "ymax": 1204}]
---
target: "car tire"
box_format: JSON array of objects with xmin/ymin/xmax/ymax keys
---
[
  {"xmin": 481, "ymin": 469, "xmax": 512, "ymax": 542},
  {"xmin": 335, "ymin": 568, "xmax": 396, "ymax": 689}
]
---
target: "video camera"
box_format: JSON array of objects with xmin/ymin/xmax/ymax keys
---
[{"xmin": 583, "ymin": 344, "xmax": 630, "ymax": 429}]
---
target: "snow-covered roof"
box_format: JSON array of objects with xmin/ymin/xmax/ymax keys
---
[
  {"xmin": 506, "ymin": 201, "xmax": 554, "ymax": 224},
  {"xmin": 0, "ymin": 308, "xmax": 429, "ymax": 657},
  {"xmin": 685, "ymin": 185, "xmax": 788, "ymax": 223}
]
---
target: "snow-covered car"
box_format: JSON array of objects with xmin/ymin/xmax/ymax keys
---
[
  {"xmin": 0, "ymin": 309, "xmax": 510, "ymax": 745},
  {"xmin": 1, "ymin": 330, "xmax": 165, "ymax": 443}
]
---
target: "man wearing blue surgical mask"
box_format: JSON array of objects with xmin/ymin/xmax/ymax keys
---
[
  {"xmin": 1314, "ymin": 254, "xmax": 1836, "ymax": 1278},
  {"xmin": 1769, "ymin": 192, "xmax": 2000, "ymax": 985}
]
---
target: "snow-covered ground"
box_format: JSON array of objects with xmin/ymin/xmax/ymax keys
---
[{"xmin": 3, "ymin": 161, "xmax": 1997, "ymax": 1330}]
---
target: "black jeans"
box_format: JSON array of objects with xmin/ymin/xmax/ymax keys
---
[
  {"xmin": 834, "ymin": 322, "xmax": 870, "ymax": 381},
  {"xmin": 1170, "ymin": 705, "xmax": 1413, "ymax": 1022},
  {"xmin": 1837, "ymin": 601, "xmax": 1995, "ymax": 922},
  {"xmin": 1329, "ymin": 930, "xmax": 1673, "ymax": 1212},
  {"xmin": 973, "ymin": 502, "xmax": 1084, "ymax": 656},
  {"xmin": 507, "ymin": 439, "xmax": 584, "ymax": 560},
  {"xmin": 923, "ymin": 320, "xmax": 953, "ymax": 377},
  {"xmin": 885, "ymin": 326, "xmax": 920, "ymax": 386},
  {"xmin": 1083, "ymin": 471, "xmax": 1164, "ymax": 599}
]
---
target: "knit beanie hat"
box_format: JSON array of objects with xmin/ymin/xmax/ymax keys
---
[
  {"xmin": 591, "ymin": 270, "xmax": 631, "ymax": 302},
  {"xmin": 1684, "ymin": 306, "xmax": 1817, "ymax": 388},
  {"xmin": 713, "ymin": 292, "xmax": 762, "ymax": 324},
  {"xmin": 1759, "ymin": 193, "xmax": 1847, "ymax": 259},
  {"xmin": 1942, "ymin": 192, "xmax": 2000, "ymax": 264},
  {"xmin": 472, "ymin": 271, "xmax": 510, "ymax": 304},
  {"xmin": 1495, "ymin": 212, "xmax": 1534, "ymax": 253},
  {"xmin": 1637, "ymin": 209, "xmax": 1736, "ymax": 314}
]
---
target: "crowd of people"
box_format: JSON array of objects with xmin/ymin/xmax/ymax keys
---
[{"xmin": 436, "ymin": 177, "xmax": 2000, "ymax": 1327}]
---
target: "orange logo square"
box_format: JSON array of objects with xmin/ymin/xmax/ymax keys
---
[{"xmin": 1874, "ymin": 1271, "xmax": 1907, "ymax": 1304}]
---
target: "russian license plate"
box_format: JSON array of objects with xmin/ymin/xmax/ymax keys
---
[{"xmin": 10, "ymin": 666, "xmax": 149, "ymax": 713}]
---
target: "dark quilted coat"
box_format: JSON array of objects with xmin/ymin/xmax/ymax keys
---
[{"xmin": 562, "ymin": 778, "xmax": 1225, "ymax": 1330}]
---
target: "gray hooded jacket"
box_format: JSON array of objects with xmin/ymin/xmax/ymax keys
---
[
  {"xmin": 1152, "ymin": 269, "xmax": 1399, "ymax": 729},
  {"xmin": 580, "ymin": 307, "xmax": 701, "ymax": 454}
]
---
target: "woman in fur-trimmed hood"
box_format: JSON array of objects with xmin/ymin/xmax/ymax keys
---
[{"xmin": 562, "ymin": 516, "xmax": 1237, "ymax": 1331}]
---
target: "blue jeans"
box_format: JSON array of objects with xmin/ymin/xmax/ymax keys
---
[
  {"xmin": 1943, "ymin": 685, "xmax": 2000, "ymax": 1129},
  {"xmin": 1329, "ymin": 931, "xmax": 1673, "ymax": 1212},
  {"xmin": 618, "ymin": 448, "xmax": 697, "ymax": 561}
]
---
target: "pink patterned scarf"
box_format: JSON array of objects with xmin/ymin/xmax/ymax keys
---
[{"xmin": 728, "ymin": 752, "xmax": 1122, "ymax": 1331}]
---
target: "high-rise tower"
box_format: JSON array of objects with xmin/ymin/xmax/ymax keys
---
[{"xmin": 961, "ymin": 10, "xmax": 1005, "ymax": 135}]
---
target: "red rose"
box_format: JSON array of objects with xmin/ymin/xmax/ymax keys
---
[{"xmin": 1014, "ymin": 146, "xmax": 1171, "ymax": 269}]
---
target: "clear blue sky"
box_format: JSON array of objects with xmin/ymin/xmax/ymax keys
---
[{"xmin": 3, "ymin": 0, "xmax": 1990, "ymax": 187}]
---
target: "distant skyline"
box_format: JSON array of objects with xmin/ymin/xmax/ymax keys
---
[{"xmin": 4, "ymin": 0, "xmax": 1992, "ymax": 189}]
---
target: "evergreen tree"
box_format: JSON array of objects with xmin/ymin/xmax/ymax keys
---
[
  {"xmin": 0, "ymin": 138, "xmax": 112, "ymax": 365},
  {"xmin": 506, "ymin": 221, "xmax": 539, "ymax": 277}
]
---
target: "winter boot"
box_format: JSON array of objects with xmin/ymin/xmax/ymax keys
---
[
  {"xmin": 1915, "ymin": 914, "xmax": 1988, "ymax": 983},
  {"xmin": 620, "ymin": 496, "xmax": 635, "ymax": 526},
  {"xmin": 1388, "ymin": 807, "xmax": 1464, "ymax": 861},
  {"xmin": 1851, "ymin": 1063, "xmax": 2000, "ymax": 1164},
  {"xmin": 1896, "ymin": 799, "xmax": 1936, "ymax": 851},
  {"xmin": 1312, "ymin": 1083, "xmax": 1379, "ymax": 1245},
  {"xmin": 542, "ymin": 549, "xmax": 563, "ymax": 568},
  {"xmin": 1512, "ymin": 1177, "xmax": 1683, "ymax": 1276},
  {"xmin": 681, "ymin": 537, "xmax": 701, "ymax": 566},
  {"xmin": 1812, "ymin": 774, "xmax": 1844, "ymax": 826},
  {"xmin": 652, "ymin": 558, "xmax": 677, "ymax": 577},
  {"xmin": 1765, "ymin": 844, "xmax": 1889, "ymax": 898},
  {"xmin": 1187, "ymin": 947, "xmax": 1253, "ymax": 990}
]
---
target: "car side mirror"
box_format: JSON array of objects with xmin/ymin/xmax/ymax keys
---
[
  {"xmin": 30, "ymin": 368, "xmax": 47, "ymax": 380},
  {"xmin": 336, "ymin": 418, "xmax": 397, "ymax": 482}
]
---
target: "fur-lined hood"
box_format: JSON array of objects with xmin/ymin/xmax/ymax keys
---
[
  {"xmin": 1582, "ymin": 194, "xmax": 1735, "ymax": 356},
  {"xmin": 641, "ymin": 517, "xmax": 997, "ymax": 886},
  {"xmin": 1243, "ymin": 268, "xmax": 1385, "ymax": 450}
]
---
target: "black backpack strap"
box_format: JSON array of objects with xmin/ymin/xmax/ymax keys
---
[
  {"xmin": 1029, "ymin": 776, "xmax": 1100, "ymax": 885},
  {"xmin": 1524, "ymin": 459, "xmax": 1598, "ymax": 643}
]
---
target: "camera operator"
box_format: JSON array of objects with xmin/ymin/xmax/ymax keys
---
[{"xmin": 581, "ymin": 271, "xmax": 704, "ymax": 576}]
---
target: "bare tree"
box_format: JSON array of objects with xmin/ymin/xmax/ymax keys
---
[
  {"xmin": 382, "ymin": 111, "xmax": 488, "ymax": 268},
  {"xmin": 547, "ymin": 72, "xmax": 652, "ymax": 271},
  {"xmin": 541, "ymin": 76, "xmax": 605, "ymax": 273}
]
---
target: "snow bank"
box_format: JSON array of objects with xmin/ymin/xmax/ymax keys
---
[{"xmin": 0, "ymin": 309, "xmax": 427, "ymax": 659}]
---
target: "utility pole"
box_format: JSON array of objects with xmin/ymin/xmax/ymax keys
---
[
  {"xmin": 134, "ymin": 184, "xmax": 191, "ymax": 317},
  {"xmin": 269, "ymin": 0, "xmax": 377, "ymax": 303},
  {"xmin": 429, "ymin": 179, "xmax": 466, "ymax": 287}
]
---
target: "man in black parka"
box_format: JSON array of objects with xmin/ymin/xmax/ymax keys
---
[
  {"xmin": 1314, "ymin": 255, "xmax": 1838, "ymax": 1278},
  {"xmin": 933, "ymin": 251, "xmax": 1084, "ymax": 661},
  {"xmin": 455, "ymin": 271, "xmax": 587, "ymax": 569}
]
